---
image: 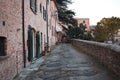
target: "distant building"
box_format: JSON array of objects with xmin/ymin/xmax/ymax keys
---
[
  {"xmin": 76, "ymin": 18, "xmax": 90, "ymax": 32},
  {"xmin": 90, "ymin": 25, "xmax": 96, "ymax": 30},
  {"xmin": 48, "ymin": 0, "xmax": 62, "ymax": 45}
]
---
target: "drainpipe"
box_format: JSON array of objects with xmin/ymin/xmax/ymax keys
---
[
  {"xmin": 46, "ymin": 0, "xmax": 49, "ymax": 50},
  {"xmin": 22, "ymin": 0, "xmax": 26, "ymax": 68}
]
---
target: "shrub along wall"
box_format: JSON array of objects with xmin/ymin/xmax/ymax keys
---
[{"xmin": 71, "ymin": 39, "xmax": 120, "ymax": 78}]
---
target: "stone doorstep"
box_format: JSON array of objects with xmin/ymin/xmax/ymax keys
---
[{"xmin": 13, "ymin": 57, "xmax": 45, "ymax": 80}]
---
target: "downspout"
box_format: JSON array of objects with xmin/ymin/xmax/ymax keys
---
[
  {"xmin": 46, "ymin": 0, "xmax": 49, "ymax": 48},
  {"xmin": 22, "ymin": 0, "xmax": 26, "ymax": 68}
]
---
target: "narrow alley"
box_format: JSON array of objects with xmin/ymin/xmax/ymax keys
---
[{"xmin": 23, "ymin": 44, "xmax": 116, "ymax": 80}]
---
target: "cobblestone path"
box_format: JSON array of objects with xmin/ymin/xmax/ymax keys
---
[{"xmin": 24, "ymin": 44, "xmax": 116, "ymax": 80}]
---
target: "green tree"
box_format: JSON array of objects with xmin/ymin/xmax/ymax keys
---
[
  {"xmin": 65, "ymin": 23, "xmax": 92, "ymax": 40},
  {"xmin": 93, "ymin": 22, "xmax": 109, "ymax": 42},
  {"xmin": 93, "ymin": 17, "xmax": 120, "ymax": 42},
  {"xmin": 56, "ymin": 0, "xmax": 76, "ymax": 26},
  {"xmin": 78, "ymin": 23, "xmax": 92, "ymax": 40}
]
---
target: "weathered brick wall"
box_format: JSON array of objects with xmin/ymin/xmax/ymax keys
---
[
  {"xmin": 0, "ymin": 0, "xmax": 23, "ymax": 80},
  {"xmin": 24, "ymin": 0, "xmax": 47, "ymax": 56},
  {"xmin": 48, "ymin": 0, "xmax": 58, "ymax": 47},
  {"xmin": 72, "ymin": 39, "xmax": 120, "ymax": 78},
  {"xmin": 0, "ymin": 0, "xmax": 58, "ymax": 80}
]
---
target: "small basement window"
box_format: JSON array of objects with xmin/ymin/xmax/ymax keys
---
[
  {"xmin": 0, "ymin": 37, "xmax": 7, "ymax": 56},
  {"xmin": 2, "ymin": 21, "xmax": 5, "ymax": 26}
]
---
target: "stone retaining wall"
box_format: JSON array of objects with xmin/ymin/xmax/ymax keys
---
[{"xmin": 71, "ymin": 39, "xmax": 120, "ymax": 78}]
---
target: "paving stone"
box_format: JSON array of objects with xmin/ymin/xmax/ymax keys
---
[
  {"xmin": 46, "ymin": 62, "xmax": 62, "ymax": 67},
  {"xmin": 24, "ymin": 44, "xmax": 116, "ymax": 80},
  {"xmin": 25, "ymin": 76, "xmax": 43, "ymax": 80}
]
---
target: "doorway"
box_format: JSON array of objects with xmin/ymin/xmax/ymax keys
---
[{"xmin": 27, "ymin": 26, "xmax": 36, "ymax": 61}]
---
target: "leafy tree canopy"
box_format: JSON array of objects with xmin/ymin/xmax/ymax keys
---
[
  {"xmin": 65, "ymin": 23, "xmax": 92, "ymax": 40},
  {"xmin": 56, "ymin": 0, "xmax": 76, "ymax": 27},
  {"xmin": 93, "ymin": 17, "xmax": 120, "ymax": 42}
]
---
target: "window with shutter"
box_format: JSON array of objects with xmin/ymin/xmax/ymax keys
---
[
  {"xmin": 40, "ymin": 3, "xmax": 42, "ymax": 13},
  {"xmin": 43, "ymin": 6, "xmax": 47, "ymax": 21},
  {"xmin": 30, "ymin": 0, "xmax": 37, "ymax": 14}
]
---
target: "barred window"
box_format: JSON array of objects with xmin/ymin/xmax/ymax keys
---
[{"xmin": 30, "ymin": 0, "xmax": 37, "ymax": 14}]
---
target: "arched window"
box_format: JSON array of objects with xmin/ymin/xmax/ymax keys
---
[
  {"xmin": 83, "ymin": 20, "xmax": 86, "ymax": 26},
  {"xmin": 83, "ymin": 20, "xmax": 86, "ymax": 23}
]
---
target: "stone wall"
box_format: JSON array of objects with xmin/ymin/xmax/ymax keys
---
[{"xmin": 71, "ymin": 39, "xmax": 120, "ymax": 78}]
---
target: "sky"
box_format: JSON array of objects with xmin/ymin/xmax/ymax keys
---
[{"xmin": 68, "ymin": 0, "xmax": 120, "ymax": 25}]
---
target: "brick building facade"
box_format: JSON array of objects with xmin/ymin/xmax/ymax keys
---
[
  {"xmin": 48, "ymin": 0, "xmax": 62, "ymax": 46},
  {"xmin": 0, "ymin": 0, "xmax": 60, "ymax": 80}
]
